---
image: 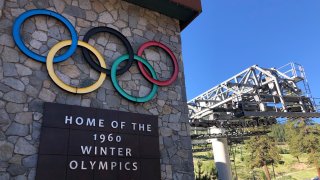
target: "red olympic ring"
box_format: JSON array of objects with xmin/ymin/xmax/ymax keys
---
[{"xmin": 137, "ymin": 41, "xmax": 179, "ymax": 86}]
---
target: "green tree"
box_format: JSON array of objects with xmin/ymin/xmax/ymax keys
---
[
  {"xmin": 207, "ymin": 162, "xmax": 218, "ymax": 180},
  {"xmin": 285, "ymin": 121, "xmax": 303, "ymax": 162},
  {"xmin": 245, "ymin": 136, "xmax": 281, "ymax": 180},
  {"xmin": 269, "ymin": 124, "xmax": 286, "ymax": 142},
  {"xmin": 285, "ymin": 120, "xmax": 320, "ymax": 177},
  {"xmin": 195, "ymin": 160, "xmax": 204, "ymax": 180},
  {"xmin": 300, "ymin": 123, "xmax": 320, "ymax": 177}
]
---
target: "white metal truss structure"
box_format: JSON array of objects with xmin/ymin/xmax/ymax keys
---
[
  {"xmin": 188, "ymin": 62, "xmax": 320, "ymax": 179},
  {"xmin": 188, "ymin": 62, "xmax": 320, "ymax": 127}
]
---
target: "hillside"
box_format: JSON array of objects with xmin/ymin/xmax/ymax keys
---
[{"xmin": 193, "ymin": 144, "xmax": 318, "ymax": 180}]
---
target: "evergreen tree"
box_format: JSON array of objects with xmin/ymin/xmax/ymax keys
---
[
  {"xmin": 285, "ymin": 121, "xmax": 303, "ymax": 162},
  {"xmin": 285, "ymin": 119, "xmax": 320, "ymax": 177},
  {"xmin": 245, "ymin": 135, "xmax": 281, "ymax": 180},
  {"xmin": 195, "ymin": 160, "xmax": 204, "ymax": 180},
  {"xmin": 270, "ymin": 124, "xmax": 286, "ymax": 142}
]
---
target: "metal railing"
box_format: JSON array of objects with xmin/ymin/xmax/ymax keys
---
[{"xmin": 277, "ymin": 62, "xmax": 305, "ymax": 80}]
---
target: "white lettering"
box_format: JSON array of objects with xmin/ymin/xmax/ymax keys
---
[
  {"xmin": 75, "ymin": 117, "xmax": 84, "ymax": 125},
  {"xmin": 131, "ymin": 123, "xmax": 151, "ymax": 132},
  {"xmin": 131, "ymin": 123, "xmax": 137, "ymax": 130},
  {"xmin": 139, "ymin": 123, "xmax": 145, "ymax": 131},
  {"xmin": 100, "ymin": 147, "xmax": 107, "ymax": 155},
  {"xmin": 99, "ymin": 161, "xmax": 108, "ymax": 170},
  {"xmin": 118, "ymin": 148, "xmax": 123, "ymax": 156},
  {"xmin": 125, "ymin": 162, "xmax": 130, "ymax": 170},
  {"xmin": 81, "ymin": 146, "xmax": 132, "ymax": 157},
  {"xmin": 68, "ymin": 161, "xmax": 138, "ymax": 171},
  {"xmin": 132, "ymin": 162, "xmax": 138, "ymax": 171},
  {"xmin": 111, "ymin": 162, "xmax": 117, "ymax": 170},
  {"xmin": 126, "ymin": 148, "xmax": 132, "ymax": 157},
  {"xmin": 119, "ymin": 161, "xmax": 122, "ymax": 170},
  {"xmin": 111, "ymin": 121, "xmax": 118, "ymax": 128},
  {"xmin": 64, "ymin": 116, "xmax": 106, "ymax": 128},
  {"xmin": 110, "ymin": 147, "xmax": 116, "ymax": 156},
  {"xmin": 99, "ymin": 119, "xmax": 104, "ymax": 127},
  {"xmin": 120, "ymin": 121, "xmax": 126, "ymax": 129},
  {"xmin": 81, "ymin": 161, "xmax": 87, "ymax": 170},
  {"xmin": 86, "ymin": 118, "xmax": 95, "ymax": 126},
  {"xmin": 90, "ymin": 161, "xmax": 96, "ymax": 170},
  {"xmin": 69, "ymin": 160, "xmax": 78, "ymax": 170},
  {"xmin": 65, "ymin": 116, "xmax": 72, "ymax": 124},
  {"xmin": 81, "ymin": 146, "xmax": 92, "ymax": 155}
]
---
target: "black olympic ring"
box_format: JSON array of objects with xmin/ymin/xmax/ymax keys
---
[{"xmin": 82, "ymin": 27, "xmax": 134, "ymax": 76}]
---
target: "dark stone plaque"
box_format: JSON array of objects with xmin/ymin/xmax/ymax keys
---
[{"xmin": 36, "ymin": 103, "xmax": 160, "ymax": 180}]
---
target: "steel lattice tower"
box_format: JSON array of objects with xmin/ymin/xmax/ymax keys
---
[{"xmin": 188, "ymin": 62, "xmax": 320, "ymax": 179}]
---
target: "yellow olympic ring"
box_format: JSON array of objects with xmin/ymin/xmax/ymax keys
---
[{"xmin": 46, "ymin": 40, "xmax": 107, "ymax": 94}]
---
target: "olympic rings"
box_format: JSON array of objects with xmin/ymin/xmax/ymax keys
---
[
  {"xmin": 137, "ymin": 41, "xmax": 179, "ymax": 86},
  {"xmin": 13, "ymin": 9, "xmax": 78, "ymax": 63},
  {"xmin": 82, "ymin": 27, "xmax": 134, "ymax": 76},
  {"xmin": 46, "ymin": 40, "xmax": 107, "ymax": 94},
  {"xmin": 111, "ymin": 55, "xmax": 158, "ymax": 103},
  {"xmin": 13, "ymin": 10, "xmax": 179, "ymax": 103}
]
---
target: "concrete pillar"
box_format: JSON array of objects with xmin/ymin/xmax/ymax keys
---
[{"xmin": 208, "ymin": 128, "xmax": 232, "ymax": 180}]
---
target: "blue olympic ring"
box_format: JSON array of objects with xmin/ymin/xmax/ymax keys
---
[{"xmin": 12, "ymin": 9, "xmax": 78, "ymax": 63}]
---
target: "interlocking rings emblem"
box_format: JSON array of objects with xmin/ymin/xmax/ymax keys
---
[{"xmin": 13, "ymin": 9, "xmax": 179, "ymax": 103}]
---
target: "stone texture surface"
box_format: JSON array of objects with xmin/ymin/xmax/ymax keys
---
[
  {"xmin": 0, "ymin": 141, "xmax": 14, "ymax": 161},
  {"xmin": 14, "ymin": 138, "xmax": 37, "ymax": 156},
  {"xmin": 6, "ymin": 123, "xmax": 29, "ymax": 136},
  {"xmin": 0, "ymin": 0, "xmax": 193, "ymax": 179}
]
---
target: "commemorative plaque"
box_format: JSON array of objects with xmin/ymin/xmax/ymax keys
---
[{"xmin": 36, "ymin": 103, "xmax": 160, "ymax": 180}]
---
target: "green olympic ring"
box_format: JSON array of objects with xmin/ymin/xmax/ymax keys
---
[{"xmin": 111, "ymin": 54, "xmax": 158, "ymax": 103}]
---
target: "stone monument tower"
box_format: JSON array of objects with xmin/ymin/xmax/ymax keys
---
[{"xmin": 0, "ymin": 0, "xmax": 201, "ymax": 179}]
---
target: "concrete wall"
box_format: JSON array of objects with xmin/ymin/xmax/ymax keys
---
[{"xmin": 0, "ymin": 0, "xmax": 194, "ymax": 179}]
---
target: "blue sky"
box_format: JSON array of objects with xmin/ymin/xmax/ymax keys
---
[{"xmin": 181, "ymin": 0, "xmax": 320, "ymax": 103}]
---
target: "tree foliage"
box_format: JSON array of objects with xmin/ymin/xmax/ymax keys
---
[
  {"xmin": 285, "ymin": 121, "xmax": 304, "ymax": 161},
  {"xmin": 195, "ymin": 160, "xmax": 204, "ymax": 179},
  {"xmin": 195, "ymin": 160, "xmax": 217, "ymax": 180},
  {"xmin": 269, "ymin": 124, "xmax": 286, "ymax": 142},
  {"xmin": 245, "ymin": 136, "xmax": 281, "ymax": 168},
  {"xmin": 245, "ymin": 135, "xmax": 281, "ymax": 179},
  {"xmin": 285, "ymin": 119, "xmax": 320, "ymax": 177}
]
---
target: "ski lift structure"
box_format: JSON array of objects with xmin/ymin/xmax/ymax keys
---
[{"xmin": 188, "ymin": 62, "xmax": 320, "ymax": 180}]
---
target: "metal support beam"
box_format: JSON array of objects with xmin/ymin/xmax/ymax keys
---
[{"xmin": 188, "ymin": 62, "xmax": 318, "ymax": 121}]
